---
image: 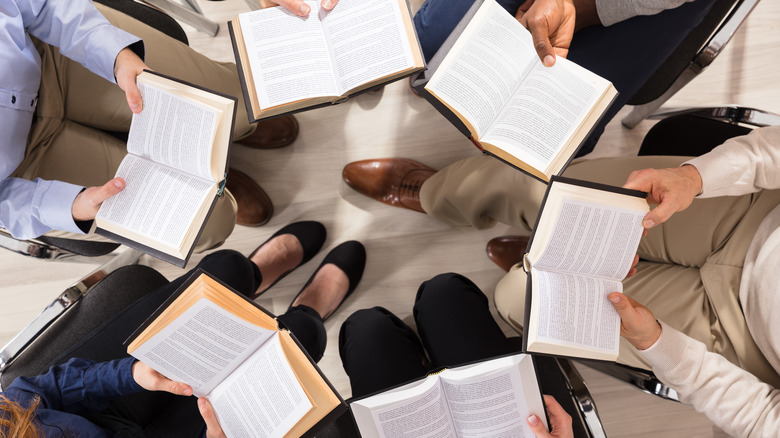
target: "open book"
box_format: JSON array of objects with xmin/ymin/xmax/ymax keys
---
[
  {"xmin": 521, "ymin": 176, "xmax": 648, "ymax": 361},
  {"xmin": 95, "ymin": 71, "xmax": 236, "ymax": 267},
  {"xmin": 351, "ymin": 353, "xmax": 546, "ymax": 438},
  {"xmin": 228, "ymin": 0, "xmax": 424, "ymax": 122},
  {"xmin": 126, "ymin": 270, "xmax": 345, "ymax": 438},
  {"xmin": 417, "ymin": 0, "xmax": 617, "ymax": 182}
]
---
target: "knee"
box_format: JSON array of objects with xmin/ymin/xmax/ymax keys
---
[
  {"xmin": 416, "ymin": 273, "xmax": 483, "ymax": 304},
  {"xmin": 199, "ymin": 250, "xmax": 255, "ymax": 283},
  {"xmin": 339, "ymin": 307, "xmax": 399, "ymax": 353}
]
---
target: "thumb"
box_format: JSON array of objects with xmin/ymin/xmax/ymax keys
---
[
  {"xmin": 527, "ymin": 414, "xmax": 552, "ymax": 437},
  {"xmin": 96, "ymin": 177, "xmax": 126, "ymax": 202},
  {"xmin": 124, "ymin": 82, "xmax": 143, "ymax": 114},
  {"xmin": 198, "ymin": 398, "xmax": 226, "ymax": 438},
  {"xmin": 608, "ymin": 292, "xmax": 634, "ymax": 317}
]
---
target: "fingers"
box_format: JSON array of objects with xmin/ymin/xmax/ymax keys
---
[
  {"xmin": 543, "ymin": 395, "xmax": 573, "ymax": 437},
  {"xmin": 266, "ymin": 0, "xmax": 311, "ymax": 16},
  {"xmin": 520, "ymin": 14, "xmax": 556, "ymax": 67},
  {"xmin": 71, "ymin": 178, "xmax": 125, "ymax": 221},
  {"xmin": 198, "ymin": 398, "xmax": 228, "ymax": 438},
  {"xmin": 527, "ymin": 413, "xmax": 552, "ymax": 437},
  {"xmin": 321, "ymin": 0, "xmax": 337, "ymax": 11},
  {"xmin": 114, "ymin": 48, "xmax": 148, "ymax": 113}
]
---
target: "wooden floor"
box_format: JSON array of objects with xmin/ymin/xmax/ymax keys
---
[{"xmin": 2, "ymin": 0, "xmax": 780, "ymax": 436}]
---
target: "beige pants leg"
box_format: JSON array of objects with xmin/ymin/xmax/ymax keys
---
[
  {"xmin": 491, "ymin": 155, "xmax": 780, "ymax": 386},
  {"xmin": 13, "ymin": 4, "xmax": 244, "ymax": 252}
]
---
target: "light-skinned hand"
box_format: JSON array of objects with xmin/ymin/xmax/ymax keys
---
[
  {"xmin": 71, "ymin": 178, "xmax": 125, "ymax": 221},
  {"xmin": 515, "ymin": 0, "xmax": 576, "ymax": 66},
  {"xmin": 198, "ymin": 398, "xmax": 228, "ymax": 438},
  {"xmin": 258, "ymin": 0, "xmax": 337, "ymax": 17},
  {"xmin": 131, "ymin": 361, "xmax": 193, "ymax": 396},
  {"xmin": 114, "ymin": 47, "xmax": 149, "ymax": 114},
  {"xmin": 626, "ymin": 254, "xmax": 639, "ymax": 278},
  {"xmin": 623, "ymin": 164, "xmax": 703, "ymax": 229},
  {"xmin": 608, "ymin": 292, "xmax": 662, "ymax": 350},
  {"xmin": 527, "ymin": 395, "xmax": 573, "ymax": 437}
]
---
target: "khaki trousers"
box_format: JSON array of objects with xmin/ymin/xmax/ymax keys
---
[
  {"xmin": 13, "ymin": 4, "xmax": 256, "ymax": 252},
  {"xmin": 422, "ymin": 155, "xmax": 780, "ymax": 387}
]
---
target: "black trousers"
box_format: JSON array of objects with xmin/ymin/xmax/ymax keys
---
[
  {"xmin": 339, "ymin": 273, "xmax": 522, "ymax": 398},
  {"xmin": 52, "ymin": 250, "xmax": 326, "ymax": 437}
]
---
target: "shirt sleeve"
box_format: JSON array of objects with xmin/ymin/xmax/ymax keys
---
[
  {"xmin": 684, "ymin": 126, "xmax": 780, "ymax": 198},
  {"xmin": 0, "ymin": 176, "xmax": 87, "ymax": 239},
  {"xmin": 639, "ymin": 322, "xmax": 780, "ymax": 437},
  {"xmin": 595, "ymin": 0, "xmax": 696, "ymax": 26},
  {"xmin": 5, "ymin": 357, "xmax": 143, "ymax": 415},
  {"xmin": 22, "ymin": 0, "xmax": 143, "ymax": 83}
]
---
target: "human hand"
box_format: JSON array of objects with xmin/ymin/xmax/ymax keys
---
[
  {"xmin": 114, "ymin": 47, "xmax": 149, "ymax": 114},
  {"xmin": 71, "ymin": 178, "xmax": 126, "ymax": 221},
  {"xmin": 623, "ymin": 164, "xmax": 702, "ymax": 229},
  {"xmin": 515, "ymin": 0, "xmax": 576, "ymax": 66},
  {"xmin": 257, "ymin": 0, "xmax": 336, "ymax": 17},
  {"xmin": 527, "ymin": 395, "xmax": 573, "ymax": 438},
  {"xmin": 198, "ymin": 398, "xmax": 228, "ymax": 438},
  {"xmin": 131, "ymin": 361, "xmax": 193, "ymax": 396},
  {"xmin": 608, "ymin": 292, "xmax": 662, "ymax": 350}
]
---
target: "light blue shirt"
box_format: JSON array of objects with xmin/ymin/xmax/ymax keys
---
[{"xmin": 0, "ymin": 0, "xmax": 142, "ymax": 239}]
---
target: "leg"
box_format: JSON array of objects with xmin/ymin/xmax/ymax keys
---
[
  {"xmin": 339, "ymin": 307, "xmax": 428, "ymax": 398},
  {"xmin": 569, "ymin": 0, "xmax": 716, "ymax": 155},
  {"xmin": 414, "ymin": 0, "xmax": 523, "ymax": 62},
  {"xmin": 413, "ymin": 273, "xmax": 520, "ymax": 368},
  {"xmin": 64, "ymin": 4, "xmax": 253, "ymax": 140},
  {"xmin": 277, "ymin": 306, "xmax": 327, "ymax": 362}
]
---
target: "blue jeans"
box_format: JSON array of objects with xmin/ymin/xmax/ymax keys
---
[{"xmin": 413, "ymin": 0, "xmax": 717, "ymax": 156}]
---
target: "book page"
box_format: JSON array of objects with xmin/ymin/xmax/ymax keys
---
[
  {"xmin": 130, "ymin": 297, "xmax": 277, "ymax": 396},
  {"xmin": 439, "ymin": 354, "xmax": 541, "ymax": 438},
  {"xmin": 96, "ymin": 155, "xmax": 215, "ymax": 250},
  {"xmin": 425, "ymin": 0, "xmax": 538, "ymax": 137},
  {"xmin": 533, "ymin": 197, "xmax": 645, "ymax": 280},
  {"xmin": 127, "ymin": 81, "xmax": 219, "ymax": 181},
  {"xmin": 238, "ymin": 3, "xmax": 339, "ymax": 109},
  {"xmin": 481, "ymin": 61, "xmax": 604, "ymax": 173},
  {"xmin": 531, "ymin": 269, "xmax": 621, "ymax": 354},
  {"xmin": 320, "ymin": 0, "xmax": 416, "ymax": 94},
  {"xmin": 208, "ymin": 333, "xmax": 313, "ymax": 438},
  {"xmin": 351, "ymin": 377, "xmax": 456, "ymax": 438}
]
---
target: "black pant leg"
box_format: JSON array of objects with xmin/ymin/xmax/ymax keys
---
[
  {"xmin": 339, "ymin": 307, "xmax": 428, "ymax": 398},
  {"xmin": 413, "ymin": 273, "xmax": 519, "ymax": 368},
  {"xmin": 277, "ymin": 305, "xmax": 327, "ymax": 362}
]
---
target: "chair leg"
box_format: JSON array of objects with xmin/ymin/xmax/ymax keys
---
[
  {"xmin": 621, "ymin": 67, "xmax": 701, "ymax": 128},
  {"xmin": 557, "ymin": 358, "xmax": 608, "ymax": 438},
  {"xmin": 0, "ymin": 230, "xmax": 119, "ymax": 264}
]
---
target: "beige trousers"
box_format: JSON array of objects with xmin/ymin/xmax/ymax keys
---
[
  {"xmin": 12, "ymin": 4, "xmax": 256, "ymax": 252},
  {"xmin": 422, "ymin": 155, "xmax": 780, "ymax": 387}
]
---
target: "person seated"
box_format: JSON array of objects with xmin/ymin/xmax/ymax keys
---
[
  {"xmin": 1, "ymin": 0, "xmax": 301, "ymax": 254},
  {"xmin": 339, "ymin": 272, "xmax": 573, "ymax": 438},
  {"xmin": 341, "ymin": 0, "xmax": 718, "ymax": 228},
  {"xmin": 0, "ymin": 221, "xmax": 366, "ymax": 436}
]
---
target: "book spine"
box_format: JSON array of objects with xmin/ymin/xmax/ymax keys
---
[{"xmin": 469, "ymin": 136, "xmax": 484, "ymax": 152}]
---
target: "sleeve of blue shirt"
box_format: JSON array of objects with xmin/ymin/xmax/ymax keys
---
[{"xmin": 5, "ymin": 357, "xmax": 143, "ymax": 415}]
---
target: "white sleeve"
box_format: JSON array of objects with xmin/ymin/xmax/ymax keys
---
[
  {"xmin": 640, "ymin": 322, "xmax": 780, "ymax": 437},
  {"xmin": 595, "ymin": 0, "xmax": 696, "ymax": 26},
  {"xmin": 684, "ymin": 126, "xmax": 780, "ymax": 198}
]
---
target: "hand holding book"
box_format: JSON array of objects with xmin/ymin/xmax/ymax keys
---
[{"xmin": 258, "ymin": 0, "xmax": 338, "ymax": 17}]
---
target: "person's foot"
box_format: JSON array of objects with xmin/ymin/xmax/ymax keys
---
[
  {"xmin": 238, "ymin": 115, "xmax": 299, "ymax": 149},
  {"xmin": 486, "ymin": 235, "xmax": 530, "ymax": 272},
  {"xmin": 226, "ymin": 168, "xmax": 273, "ymax": 226},
  {"xmin": 342, "ymin": 158, "xmax": 436, "ymax": 213},
  {"xmin": 249, "ymin": 221, "xmax": 327, "ymax": 296},
  {"xmin": 290, "ymin": 241, "xmax": 366, "ymax": 321}
]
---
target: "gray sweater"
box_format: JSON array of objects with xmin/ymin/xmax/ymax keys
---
[{"xmin": 596, "ymin": 0, "xmax": 696, "ymax": 26}]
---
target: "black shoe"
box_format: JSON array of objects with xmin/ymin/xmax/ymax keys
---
[
  {"xmin": 249, "ymin": 221, "xmax": 327, "ymax": 297},
  {"xmin": 289, "ymin": 241, "xmax": 366, "ymax": 321}
]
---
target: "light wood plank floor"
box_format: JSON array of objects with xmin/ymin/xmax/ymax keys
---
[{"xmin": 2, "ymin": 1, "xmax": 779, "ymax": 436}]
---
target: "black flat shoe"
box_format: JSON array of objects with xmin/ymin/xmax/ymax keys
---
[
  {"xmin": 249, "ymin": 221, "xmax": 327, "ymax": 296},
  {"xmin": 289, "ymin": 240, "xmax": 366, "ymax": 321}
]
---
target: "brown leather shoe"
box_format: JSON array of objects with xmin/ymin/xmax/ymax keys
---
[
  {"xmin": 225, "ymin": 168, "xmax": 273, "ymax": 226},
  {"xmin": 238, "ymin": 115, "xmax": 299, "ymax": 149},
  {"xmin": 342, "ymin": 158, "xmax": 436, "ymax": 213},
  {"xmin": 486, "ymin": 235, "xmax": 530, "ymax": 272}
]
